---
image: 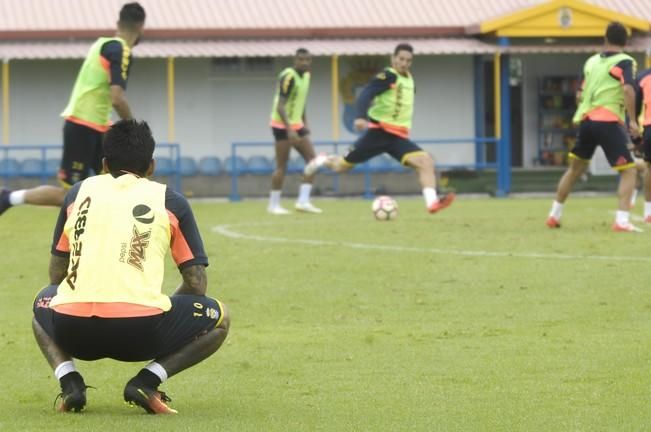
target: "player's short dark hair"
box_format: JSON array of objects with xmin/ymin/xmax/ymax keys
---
[
  {"xmin": 103, "ymin": 120, "xmax": 155, "ymax": 175},
  {"xmin": 394, "ymin": 43, "xmax": 414, "ymax": 56},
  {"xmin": 119, "ymin": 2, "xmax": 146, "ymax": 27},
  {"xmin": 605, "ymin": 22, "xmax": 627, "ymax": 47},
  {"xmin": 295, "ymin": 48, "xmax": 310, "ymax": 57}
]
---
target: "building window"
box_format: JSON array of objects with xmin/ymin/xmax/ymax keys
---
[
  {"xmin": 212, "ymin": 57, "xmax": 274, "ymax": 75},
  {"xmin": 212, "ymin": 57, "xmax": 240, "ymax": 73},
  {"xmin": 244, "ymin": 57, "xmax": 274, "ymax": 73}
]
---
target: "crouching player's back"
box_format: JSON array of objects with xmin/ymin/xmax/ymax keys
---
[{"xmin": 32, "ymin": 119, "xmax": 230, "ymax": 414}]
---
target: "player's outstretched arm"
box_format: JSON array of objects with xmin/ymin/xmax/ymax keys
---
[{"xmin": 174, "ymin": 264, "xmax": 207, "ymax": 296}]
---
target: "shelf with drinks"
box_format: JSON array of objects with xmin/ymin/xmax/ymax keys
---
[
  {"xmin": 540, "ymin": 112, "xmax": 574, "ymax": 129},
  {"xmin": 540, "ymin": 76, "xmax": 581, "ymax": 95},
  {"xmin": 540, "ymin": 94, "xmax": 576, "ymax": 110},
  {"xmin": 538, "ymin": 133, "xmax": 576, "ymax": 166},
  {"xmin": 539, "ymin": 108, "xmax": 575, "ymax": 114},
  {"xmin": 538, "ymin": 76, "xmax": 579, "ymax": 167}
]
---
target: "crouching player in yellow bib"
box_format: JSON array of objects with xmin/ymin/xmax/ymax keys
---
[{"xmin": 32, "ymin": 120, "xmax": 229, "ymax": 414}]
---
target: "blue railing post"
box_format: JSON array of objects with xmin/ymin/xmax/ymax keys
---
[
  {"xmin": 496, "ymin": 37, "xmax": 512, "ymax": 197},
  {"xmin": 362, "ymin": 162, "xmax": 373, "ymax": 199},
  {"xmin": 174, "ymin": 144, "xmax": 181, "ymax": 192},
  {"xmin": 229, "ymin": 142, "xmax": 241, "ymax": 201},
  {"xmin": 40, "ymin": 147, "xmax": 47, "ymax": 184},
  {"xmin": 157, "ymin": 143, "xmax": 182, "ymax": 192},
  {"xmin": 332, "ymin": 141, "xmax": 340, "ymax": 194},
  {"xmin": 1, "ymin": 146, "xmax": 7, "ymax": 186}
]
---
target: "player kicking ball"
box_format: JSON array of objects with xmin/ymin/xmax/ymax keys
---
[{"xmin": 304, "ymin": 43, "xmax": 454, "ymax": 214}]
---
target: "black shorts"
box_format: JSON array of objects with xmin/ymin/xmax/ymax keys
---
[
  {"xmin": 641, "ymin": 127, "xmax": 651, "ymax": 163},
  {"xmin": 33, "ymin": 284, "xmax": 224, "ymax": 362},
  {"xmin": 271, "ymin": 127, "xmax": 309, "ymax": 141},
  {"xmin": 59, "ymin": 120, "xmax": 105, "ymax": 187},
  {"xmin": 570, "ymin": 120, "xmax": 634, "ymax": 170},
  {"xmin": 344, "ymin": 127, "xmax": 425, "ymax": 165}
]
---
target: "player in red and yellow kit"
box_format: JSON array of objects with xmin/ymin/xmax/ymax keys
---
[{"xmin": 546, "ymin": 22, "xmax": 641, "ymax": 232}]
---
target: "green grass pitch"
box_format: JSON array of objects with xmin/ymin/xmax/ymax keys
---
[{"xmin": 1, "ymin": 196, "xmax": 650, "ymax": 431}]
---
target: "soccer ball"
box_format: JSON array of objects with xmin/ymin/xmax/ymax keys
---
[{"xmin": 372, "ymin": 195, "xmax": 398, "ymax": 221}]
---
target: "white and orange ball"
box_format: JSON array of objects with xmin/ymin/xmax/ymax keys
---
[{"xmin": 372, "ymin": 195, "xmax": 398, "ymax": 221}]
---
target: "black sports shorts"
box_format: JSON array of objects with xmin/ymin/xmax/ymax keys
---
[
  {"xmin": 570, "ymin": 119, "xmax": 634, "ymax": 170},
  {"xmin": 343, "ymin": 127, "xmax": 424, "ymax": 165},
  {"xmin": 271, "ymin": 127, "xmax": 309, "ymax": 141},
  {"xmin": 640, "ymin": 127, "xmax": 651, "ymax": 163},
  {"xmin": 33, "ymin": 284, "xmax": 224, "ymax": 362},
  {"xmin": 59, "ymin": 120, "xmax": 105, "ymax": 187}
]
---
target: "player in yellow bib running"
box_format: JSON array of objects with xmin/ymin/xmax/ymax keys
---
[
  {"xmin": 546, "ymin": 22, "xmax": 641, "ymax": 232},
  {"xmin": 32, "ymin": 120, "xmax": 230, "ymax": 414},
  {"xmin": 304, "ymin": 43, "xmax": 454, "ymax": 214},
  {"xmin": 0, "ymin": 3, "xmax": 145, "ymax": 216}
]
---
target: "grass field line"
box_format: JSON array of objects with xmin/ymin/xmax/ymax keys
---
[{"xmin": 212, "ymin": 222, "xmax": 651, "ymax": 262}]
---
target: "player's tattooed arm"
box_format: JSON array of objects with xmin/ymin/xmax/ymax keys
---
[
  {"xmin": 49, "ymin": 255, "xmax": 69, "ymax": 285},
  {"xmin": 175, "ymin": 264, "xmax": 208, "ymax": 296}
]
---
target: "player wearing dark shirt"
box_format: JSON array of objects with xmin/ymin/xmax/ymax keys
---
[
  {"xmin": 32, "ymin": 120, "xmax": 230, "ymax": 414},
  {"xmin": 0, "ymin": 2, "xmax": 145, "ymax": 216},
  {"xmin": 546, "ymin": 22, "xmax": 641, "ymax": 232}
]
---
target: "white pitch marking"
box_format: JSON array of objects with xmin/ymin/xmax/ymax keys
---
[{"xmin": 212, "ymin": 223, "xmax": 651, "ymax": 262}]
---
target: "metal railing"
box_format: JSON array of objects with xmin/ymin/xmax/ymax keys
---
[
  {"xmin": 229, "ymin": 137, "xmax": 500, "ymax": 201},
  {"xmin": 0, "ymin": 143, "xmax": 182, "ymax": 191}
]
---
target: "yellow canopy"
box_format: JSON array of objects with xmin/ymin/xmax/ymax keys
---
[{"xmin": 479, "ymin": 0, "xmax": 650, "ymax": 37}]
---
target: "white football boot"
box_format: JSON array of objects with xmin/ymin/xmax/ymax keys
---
[
  {"xmin": 295, "ymin": 202, "xmax": 323, "ymax": 214},
  {"xmin": 267, "ymin": 206, "xmax": 291, "ymax": 215},
  {"xmin": 304, "ymin": 153, "xmax": 330, "ymax": 176}
]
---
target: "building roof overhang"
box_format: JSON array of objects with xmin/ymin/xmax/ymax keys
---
[{"xmin": 472, "ymin": 0, "xmax": 650, "ymax": 37}]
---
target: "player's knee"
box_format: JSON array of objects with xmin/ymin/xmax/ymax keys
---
[
  {"xmin": 339, "ymin": 164, "xmax": 354, "ymax": 173},
  {"xmin": 301, "ymin": 152, "xmax": 316, "ymax": 163},
  {"xmin": 273, "ymin": 166, "xmax": 287, "ymax": 176},
  {"xmin": 410, "ymin": 153, "xmax": 433, "ymax": 170},
  {"xmin": 620, "ymin": 166, "xmax": 637, "ymax": 178},
  {"xmin": 333, "ymin": 162, "xmax": 350, "ymax": 173},
  {"xmin": 334, "ymin": 156, "xmax": 355, "ymax": 173},
  {"xmin": 217, "ymin": 303, "xmax": 230, "ymax": 333},
  {"xmin": 568, "ymin": 159, "xmax": 587, "ymax": 175}
]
